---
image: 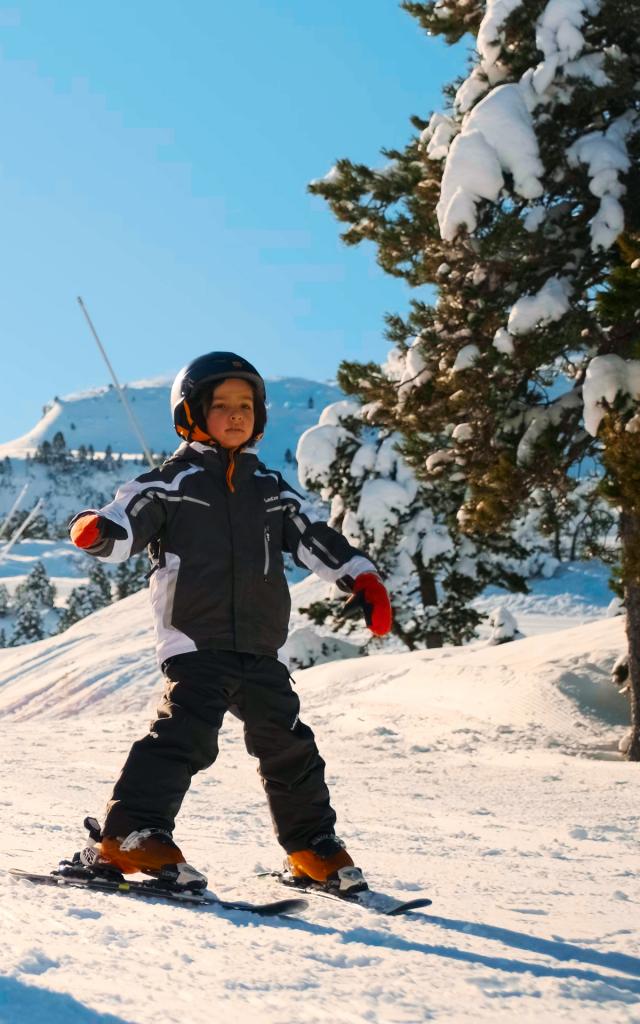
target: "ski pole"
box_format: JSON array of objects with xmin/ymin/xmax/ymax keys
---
[
  {"xmin": 77, "ymin": 297, "xmax": 155, "ymax": 469},
  {"xmin": 0, "ymin": 482, "xmax": 29, "ymax": 540},
  {"xmin": 0, "ymin": 498, "xmax": 44, "ymax": 562}
]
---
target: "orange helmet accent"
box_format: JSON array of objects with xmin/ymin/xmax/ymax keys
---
[{"xmin": 176, "ymin": 399, "xmax": 214, "ymax": 444}]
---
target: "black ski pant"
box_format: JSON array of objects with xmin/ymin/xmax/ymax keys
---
[{"xmin": 102, "ymin": 649, "xmax": 337, "ymax": 853}]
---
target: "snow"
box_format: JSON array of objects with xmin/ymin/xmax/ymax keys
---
[
  {"xmin": 583, "ymin": 354, "xmax": 640, "ymax": 436},
  {"xmin": 422, "ymin": 112, "xmax": 458, "ymax": 160},
  {"xmin": 507, "ymin": 275, "xmax": 573, "ymax": 335},
  {"xmin": 567, "ymin": 115, "xmax": 634, "ymax": 251},
  {"xmin": 452, "ymin": 344, "xmax": 481, "ymax": 372},
  {"xmin": 516, "ymin": 390, "xmax": 583, "ymax": 464},
  {"xmin": 2, "ymin": 583, "xmax": 640, "ymax": 1022},
  {"xmin": 522, "ymin": 206, "xmax": 546, "ymax": 233},
  {"xmin": 536, "ymin": 0, "xmax": 599, "ymax": 63},
  {"xmin": 436, "ymin": 85, "xmax": 544, "ymax": 241},
  {"xmin": 477, "ymin": 0, "xmax": 525, "ymax": 67},
  {"xmin": 356, "ymin": 478, "xmax": 415, "ymax": 545},
  {"xmin": 452, "ymin": 422, "xmax": 473, "ymax": 442},
  {"xmin": 493, "ymin": 327, "xmax": 515, "ymax": 354}
]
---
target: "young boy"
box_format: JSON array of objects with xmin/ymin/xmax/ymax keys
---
[{"xmin": 69, "ymin": 351, "xmax": 392, "ymax": 894}]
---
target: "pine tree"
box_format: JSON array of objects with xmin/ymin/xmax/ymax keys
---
[
  {"xmin": 87, "ymin": 562, "xmax": 113, "ymax": 607},
  {"xmin": 0, "ymin": 583, "xmax": 9, "ymax": 617},
  {"xmin": 310, "ymin": 2, "xmax": 640, "ymax": 747},
  {"xmin": 14, "ymin": 561, "xmax": 56, "ymax": 610},
  {"xmin": 10, "ymin": 604, "xmax": 45, "ymax": 645},
  {"xmin": 297, "ymin": 399, "xmax": 527, "ymax": 646},
  {"xmin": 58, "ymin": 561, "xmax": 112, "ymax": 632},
  {"xmin": 114, "ymin": 555, "xmax": 149, "ymax": 600}
]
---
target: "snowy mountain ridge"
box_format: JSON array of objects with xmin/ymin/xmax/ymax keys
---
[{"xmin": 0, "ymin": 375, "xmax": 342, "ymax": 467}]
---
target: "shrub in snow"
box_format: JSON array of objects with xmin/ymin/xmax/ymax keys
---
[
  {"xmin": 283, "ymin": 627, "xmax": 362, "ymax": 671},
  {"xmin": 611, "ymin": 653, "xmax": 629, "ymax": 693},
  {"xmin": 486, "ymin": 607, "xmax": 523, "ymax": 646}
]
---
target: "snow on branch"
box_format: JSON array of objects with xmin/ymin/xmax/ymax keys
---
[
  {"xmin": 516, "ymin": 389, "xmax": 583, "ymax": 464},
  {"xmin": 507, "ymin": 275, "xmax": 573, "ymax": 335},
  {"xmin": 436, "ymin": 84, "xmax": 544, "ymax": 241},
  {"xmin": 567, "ymin": 113, "xmax": 635, "ymax": 251},
  {"xmin": 477, "ymin": 0, "xmax": 525, "ymax": 67},
  {"xmin": 583, "ymin": 354, "xmax": 640, "ymax": 436}
]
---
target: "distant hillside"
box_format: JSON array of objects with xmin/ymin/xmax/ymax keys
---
[
  {"xmin": 0, "ymin": 376, "xmax": 342, "ymax": 470},
  {"xmin": 0, "ymin": 375, "xmax": 340, "ymax": 545}
]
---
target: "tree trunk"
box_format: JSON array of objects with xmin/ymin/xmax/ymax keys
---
[
  {"xmin": 417, "ymin": 559, "xmax": 443, "ymax": 648},
  {"xmin": 620, "ymin": 511, "xmax": 640, "ymax": 761}
]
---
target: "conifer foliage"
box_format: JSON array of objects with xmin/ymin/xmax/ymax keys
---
[{"xmin": 309, "ymin": 1, "xmax": 639, "ymax": 750}]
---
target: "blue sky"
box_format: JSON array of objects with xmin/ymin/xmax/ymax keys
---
[{"xmin": 0, "ymin": 1, "xmax": 466, "ymax": 441}]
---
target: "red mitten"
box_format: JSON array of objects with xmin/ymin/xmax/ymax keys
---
[
  {"xmin": 351, "ymin": 572, "xmax": 393, "ymax": 637},
  {"xmin": 70, "ymin": 513, "xmax": 104, "ymax": 550}
]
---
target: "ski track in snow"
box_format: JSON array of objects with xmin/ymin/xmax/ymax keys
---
[{"xmin": 1, "ymin": 598, "xmax": 639, "ymax": 1022}]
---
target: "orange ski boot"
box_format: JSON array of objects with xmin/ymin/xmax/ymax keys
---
[
  {"xmin": 287, "ymin": 834, "xmax": 367, "ymax": 895},
  {"xmin": 91, "ymin": 829, "xmax": 207, "ymax": 890}
]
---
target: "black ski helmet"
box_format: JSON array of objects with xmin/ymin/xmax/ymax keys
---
[{"xmin": 170, "ymin": 351, "xmax": 267, "ymax": 444}]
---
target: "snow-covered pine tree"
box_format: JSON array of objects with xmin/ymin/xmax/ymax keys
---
[
  {"xmin": 583, "ymin": 244, "xmax": 640, "ymax": 758},
  {"xmin": 309, "ymin": 3, "xmax": 638, "ymax": 719},
  {"xmin": 297, "ymin": 399, "xmax": 527, "ymax": 647},
  {"xmin": 10, "ymin": 603, "xmax": 45, "ymax": 645},
  {"xmin": 14, "ymin": 561, "xmax": 56, "ymax": 611},
  {"xmin": 297, "ymin": 400, "xmax": 446, "ymax": 648},
  {"xmin": 58, "ymin": 561, "xmax": 112, "ymax": 632},
  {"xmin": 0, "ymin": 583, "xmax": 9, "ymax": 617},
  {"xmin": 313, "ymin": 2, "xmax": 634, "ymax": 745},
  {"xmin": 114, "ymin": 555, "xmax": 149, "ymax": 600},
  {"xmin": 419, "ymin": 0, "xmax": 640, "ymax": 754}
]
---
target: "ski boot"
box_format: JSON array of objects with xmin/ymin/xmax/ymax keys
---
[
  {"xmin": 286, "ymin": 834, "xmax": 368, "ymax": 896},
  {"xmin": 79, "ymin": 816, "xmax": 208, "ymax": 891}
]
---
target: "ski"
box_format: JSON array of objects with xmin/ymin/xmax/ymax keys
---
[
  {"xmin": 10, "ymin": 868, "xmax": 308, "ymax": 918},
  {"xmin": 258, "ymin": 870, "xmax": 432, "ymax": 916}
]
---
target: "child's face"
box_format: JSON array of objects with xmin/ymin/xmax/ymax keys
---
[{"xmin": 205, "ymin": 378, "xmax": 255, "ymax": 449}]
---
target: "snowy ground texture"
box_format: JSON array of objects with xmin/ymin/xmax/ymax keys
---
[{"xmin": 1, "ymin": 589, "xmax": 639, "ymax": 1023}]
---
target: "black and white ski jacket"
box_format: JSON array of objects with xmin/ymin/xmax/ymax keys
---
[{"xmin": 70, "ymin": 441, "xmax": 376, "ymax": 664}]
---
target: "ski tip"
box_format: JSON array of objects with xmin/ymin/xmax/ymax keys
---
[{"xmin": 385, "ymin": 897, "xmax": 433, "ymax": 915}]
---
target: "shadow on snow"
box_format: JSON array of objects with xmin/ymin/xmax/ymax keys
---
[{"xmin": 0, "ymin": 976, "xmax": 135, "ymax": 1023}]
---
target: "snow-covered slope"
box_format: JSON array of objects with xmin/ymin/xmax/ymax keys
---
[
  {"xmin": 0, "ymin": 577, "xmax": 627, "ymax": 733},
  {"xmin": 1, "ymin": 590, "xmax": 638, "ymax": 1022},
  {"xmin": 0, "ymin": 376, "xmax": 342, "ymax": 470}
]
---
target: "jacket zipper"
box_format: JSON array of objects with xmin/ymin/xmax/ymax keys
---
[
  {"xmin": 263, "ymin": 525, "xmax": 270, "ymax": 581},
  {"xmin": 223, "ymin": 478, "xmax": 237, "ymax": 650}
]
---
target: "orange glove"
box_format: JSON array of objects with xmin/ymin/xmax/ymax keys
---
[
  {"xmin": 341, "ymin": 572, "xmax": 393, "ymax": 637},
  {"xmin": 70, "ymin": 513, "xmax": 104, "ymax": 550}
]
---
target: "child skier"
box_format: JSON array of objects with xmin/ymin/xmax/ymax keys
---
[{"xmin": 69, "ymin": 351, "xmax": 392, "ymax": 895}]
